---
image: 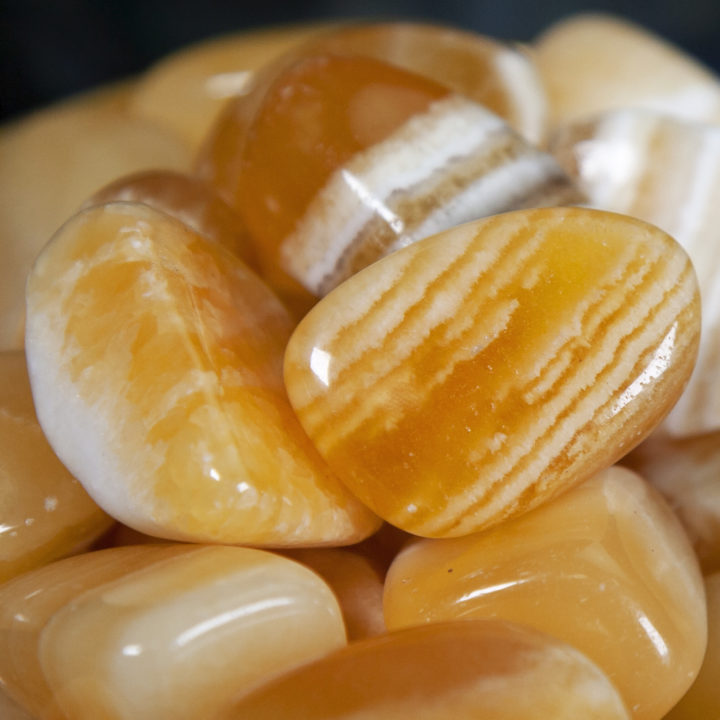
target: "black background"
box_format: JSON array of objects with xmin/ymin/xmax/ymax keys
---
[{"xmin": 3, "ymin": 0, "xmax": 720, "ymax": 122}]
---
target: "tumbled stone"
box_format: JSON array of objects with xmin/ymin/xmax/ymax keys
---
[
  {"xmin": 0, "ymin": 545, "xmax": 346, "ymax": 720},
  {"xmin": 199, "ymin": 53, "xmax": 581, "ymax": 310},
  {"xmin": 25, "ymin": 202, "xmax": 379, "ymax": 545},
  {"xmin": 84, "ymin": 169, "xmax": 258, "ymax": 269},
  {"xmin": 218, "ymin": 619, "xmax": 630, "ymax": 719},
  {"xmin": 0, "ymin": 87, "xmax": 190, "ymax": 350},
  {"xmin": 551, "ymin": 109, "xmax": 720, "ymax": 436},
  {"xmin": 622, "ymin": 430, "xmax": 720, "ymax": 573},
  {"xmin": 535, "ymin": 13, "xmax": 720, "ymax": 129},
  {"xmin": 284, "ymin": 207, "xmax": 700, "ymax": 537},
  {"xmin": 0, "ymin": 350, "xmax": 113, "ymax": 584},
  {"xmin": 383, "ymin": 467, "xmax": 707, "ymax": 720},
  {"xmin": 665, "ymin": 572, "xmax": 720, "ymax": 719}
]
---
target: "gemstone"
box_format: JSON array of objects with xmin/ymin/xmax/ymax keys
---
[
  {"xmin": 621, "ymin": 430, "xmax": 720, "ymax": 574},
  {"xmin": 284, "ymin": 207, "xmax": 700, "ymax": 537},
  {"xmin": 535, "ymin": 13, "xmax": 720, "ymax": 129},
  {"xmin": 0, "ymin": 88, "xmax": 190, "ymax": 351},
  {"xmin": 0, "ymin": 350, "xmax": 113, "ymax": 584},
  {"xmin": 383, "ymin": 466, "xmax": 707, "ymax": 720},
  {"xmin": 25, "ymin": 202, "xmax": 379, "ymax": 545},
  {"xmin": 665, "ymin": 572, "xmax": 720, "ymax": 719},
  {"xmin": 551, "ymin": 109, "xmax": 720, "ymax": 436},
  {"xmin": 199, "ymin": 53, "xmax": 581, "ymax": 310},
  {"xmin": 84, "ymin": 169, "xmax": 259, "ymax": 269},
  {"xmin": 218, "ymin": 619, "xmax": 630, "ymax": 719},
  {"xmin": 0, "ymin": 545, "xmax": 346, "ymax": 720}
]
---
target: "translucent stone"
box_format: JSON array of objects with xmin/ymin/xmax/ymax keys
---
[
  {"xmin": 24, "ymin": 202, "xmax": 379, "ymax": 545},
  {"xmin": 281, "ymin": 548, "xmax": 386, "ymax": 641},
  {"xmin": 131, "ymin": 22, "xmax": 338, "ymax": 149},
  {"xmin": 284, "ymin": 207, "xmax": 700, "ymax": 537},
  {"xmin": 383, "ymin": 467, "xmax": 707, "ymax": 720},
  {"xmin": 665, "ymin": 572, "xmax": 720, "ymax": 719},
  {"xmin": 551, "ymin": 109, "xmax": 720, "ymax": 436},
  {"xmin": 0, "ymin": 350, "xmax": 113, "ymax": 584},
  {"xmin": 0, "ymin": 545, "xmax": 346, "ymax": 720},
  {"xmin": 0, "ymin": 687, "xmax": 38, "ymax": 720},
  {"xmin": 0, "ymin": 87, "xmax": 190, "ymax": 351},
  {"xmin": 218, "ymin": 619, "xmax": 630, "ymax": 719},
  {"xmin": 622, "ymin": 431, "xmax": 720, "ymax": 573},
  {"xmin": 535, "ymin": 13, "xmax": 720, "ymax": 129},
  {"xmin": 84, "ymin": 169, "xmax": 258, "ymax": 269},
  {"xmin": 199, "ymin": 53, "xmax": 581, "ymax": 310}
]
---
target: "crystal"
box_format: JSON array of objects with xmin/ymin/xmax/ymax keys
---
[
  {"xmin": 284, "ymin": 207, "xmax": 700, "ymax": 537},
  {"xmin": 383, "ymin": 466, "xmax": 707, "ymax": 720},
  {"xmin": 25, "ymin": 202, "xmax": 379, "ymax": 545}
]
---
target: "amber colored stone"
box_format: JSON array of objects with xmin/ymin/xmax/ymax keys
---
[
  {"xmin": 0, "ymin": 545, "xmax": 346, "ymax": 720},
  {"xmin": 622, "ymin": 431, "xmax": 720, "ymax": 573},
  {"xmin": 219, "ymin": 619, "xmax": 630, "ymax": 719},
  {"xmin": 199, "ymin": 53, "xmax": 580, "ymax": 310},
  {"xmin": 384, "ymin": 467, "xmax": 707, "ymax": 720},
  {"xmin": 280, "ymin": 548, "xmax": 386, "ymax": 641},
  {"xmin": 535, "ymin": 13, "xmax": 720, "ymax": 129},
  {"xmin": 0, "ymin": 350, "xmax": 113, "ymax": 584},
  {"xmin": 0, "ymin": 690, "xmax": 35, "ymax": 720},
  {"xmin": 25, "ymin": 202, "xmax": 379, "ymax": 545},
  {"xmin": 84, "ymin": 169, "xmax": 258, "ymax": 269},
  {"xmin": 551, "ymin": 110, "xmax": 720, "ymax": 437},
  {"xmin": 665, "ymin": 572, "xmax": 720, "ymax": 719},
  {"xmin": 284, "ymin": 207, "xmax": 700, "ymax": 537},
  {"xmin": 131, "ymin": 22, "xmax": 339, "ymax": 149},
  {"xmin": 0, "ymin": 87, "xmax": 190, "ymax": 351}
]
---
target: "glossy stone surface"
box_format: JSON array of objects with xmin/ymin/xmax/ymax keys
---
[
  {"xmin": 25, "ymin": 202, "xmax": 379, "ymax": 545},
  {"xmin": 298, "ymin": 21, "xmax": 547, "ymax": 144},
  {"xmin": 552, "ymin": 109, "xmax": 720, "ymax": 436},
  {"xmin": 0, "ymin": 350, "xmax": 113, "ymax": 584},
  {"xmin": 384, "ymin": 467, "xmax": 707, "ymax": 720},
  {"xmin": 622, "ymin": 431, "xmax": 720, "ymax": 573},
  {"xmin": 218, "ymin": 619, "xmax": 630, "ymax": 719},
  {"xmin": 285, "ymin": 207, "xmax": 700, "ymax": 537},
  {"xmin": 200, "ymin": 53, "xmax": 580, "ymax": 309},
  {"xmin": 280, "ymin": 548, "xmax": 386, "ymax": 641},
  {"xmin": 665, "ymin": 572, "xmax": 720, "ymax": 719},
  {"xmin": 535, "ymin": 13, "xmax": 720, "ymax": 129},
  {"xmin": 0, "ymin": 86, "xmax": 190, "ymax": 350},
  {"xmin": 0, "ymin": 545, "xmax": 346, "ymax": 720},
  {"xmin": 131, "ymin": 22, "xmax": 338, "ymax": 149},
  {"xmin": 84, "ymin": 169, "xmax": 258, "ymax": 269}
]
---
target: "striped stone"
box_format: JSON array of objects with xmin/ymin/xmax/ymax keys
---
[
  {"xmin": 552, "ymin": 109, "xmax": 720, "ymax": 436},
  {"xmin": 284, "ymin": 207, "xmax": 700, "ymax": 537}
]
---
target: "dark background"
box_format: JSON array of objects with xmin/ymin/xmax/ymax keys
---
[{"xmin": 3, "ymin": 0, "xmax": 720, "ymax": 122}]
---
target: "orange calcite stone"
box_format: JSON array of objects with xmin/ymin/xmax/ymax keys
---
[
  {"xmin": 383, "ymin": 467, "xmax": 707, "ymax": 720},
  {"xmin": 665, "ymin": 572, "xmax": 720, "ymax": 719},
  {"xmin": 622, "ymin": 431, "xmax": 720, "ymax": 573},
  {"xmin": 284, "ymin": 207, "xmax": 700, "ymax": 537},
  {"xmin": 199, "ymin": 53, "xmax": 580, "ymax": 309},
  {"xmin": 218, "ymin": 619, "xmax": 630, "ymax": 719},
  {"xmin": 280, "ymin": 548, "xmax": 386, "ymax": 641},
  {"xmin": 84, "ymin": 169, "xmax": 258, "ymax": 269},
  {"xmin": 0, "ymin": 545, "xmax": 346, "ymax": 720},
  {"xmin": 24, "ymin": 202, "xmax": 379, "ymax": 545},
  {"xmin": 535, "ymin": 14, "xmax": 720, "ymax": 129},
  {"xmin": 0, "ymin": 350, "xmax": 113, "ymax": 584},
  {"xmin": 0, "ymin": 87, "xmax": 190, "ymax": 350}
]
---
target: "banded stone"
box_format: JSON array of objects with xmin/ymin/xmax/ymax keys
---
[
  {"xmin": 383, "ymin": 467, "xmax": 707, "ymax": 720},
  {"xmin": 24, "ymin": 202, "xmax": 379, "ymax": 546},
  {"xmin": 200, "ymin": 54, "xmax": 580, "ymax": 311},
  {"xmin": 552, "ymin": 109, "xmax": 720, "ymax": 436},
  {"xmin": 284, "ymin": 207, "xmax": 700, "ymax": 537},
  {"xmin": 535, "ymin": 13, "xmax": 720, "ymax": 129},
  {"xmin": 0, "ymin": 545, "xmax": 346, "ymax": 720},
  {"xmin": 217, "ymin": 620, "xmax": 630, "ymax": 720}
]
